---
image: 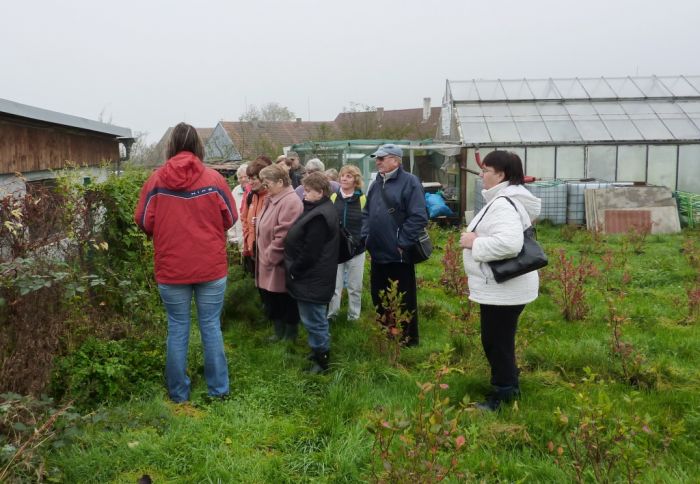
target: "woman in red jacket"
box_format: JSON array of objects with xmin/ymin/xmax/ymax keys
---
[{"xmin": 134, "ymin": 123, "xmax": 237, "ymax": 403}]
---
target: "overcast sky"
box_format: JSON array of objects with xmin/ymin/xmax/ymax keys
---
[{"xmin": 2, "ymin": 0, "xmax": 699, "ymax": 143}]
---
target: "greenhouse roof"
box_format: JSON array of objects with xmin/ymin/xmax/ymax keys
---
[{"xmin": 446, "ymin": 76, "xmax": 700, "ymax": 144}]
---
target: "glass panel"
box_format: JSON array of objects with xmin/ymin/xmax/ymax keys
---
[
  {"xmin": 460, "ymin": 121, "xmax": 492, "ymax": 143},
  {"xmin": 605, "ymin": 77, "xmax": 644, "ymax": 98},
  {"xmin": 678, "ymin": 145, "xmax": 700, "ymax": 193},
  {"xmin": 449, "ymin": 81, "xmax": 480, "ymax": 101},
  {"xmin": 514, "ymin": 120, "xmax": 551, "ymax": 142},
  {"xmin": 485, "ymin": 120, "xmax": 520, "ymax": 142},
  {"xmin": 649, "ymin": 101, "xmax": 684, "ymax": 114},
  {"xmin": 553, "ymin": 78, "xmax": 589, "ymax": 98},
  {"xmin": 587, "ymin": 145, "xmax": 616, "ymax": 181},
  {"xmin": 629, "ymin": 116, "xmax": 672, "ymax": 140},
  {"xmin": 617, "ymin": 145, "xmax": 647, "ymax": 182},
  {"xmin": 593, "ymin": 102, "xmax": 625, "ymax": 115},
  {"xmin": 481, "ymin": 104, "xmax": 511, "ymax": 117},
  {"xmin": 500, "ymin": 80, "xmax": 534, "ymax": 100},
  {"xmin": 579, "ymin": 78, "xmax": 616, "ymax": 98},
  {"xmin": 678, "ymin": 101, "xmax": 700, "ymax": 115},
  {"xmin": 456, "ymin": 104, "xmax": 483, "ymax": 117},
  {"xmin": 556, "ymin": 146, "xmax": 585, "ymax": 179},
  {"xmin": 620, "ymin": 101, "xmax": 654, "ymax": 115},
  {"xmin": 474, "ymin": 80, "xmax": 506, "ymax": 101},
  {"xmin": 658, "ymin": 76, "xmax": 700, "ymax": 97},
  {"xmin": 508, "ymin": 103, "xmax": 539, "ymax": 116},
  {"xmin": 565, "ymin": 102, "xmax": 597, "ymax": 116},
  {"xmin": 537, "ymin": 102, "xmax": 568, "ymax": 115},
  {"xmin": 600, "ymin": 115, "xmax": 642, "ymax": 140},
  {"xmin": 647, "ymin": 145, "xmax": 677, "ymax": 189},
  {"xmin": 526, "ymin": 79, "xmax": 561, "ymax": 99},
  {"xmin": 544, "ymin": 119, "xmax": 582, "ymax": 142},
  {"xmin": 631, "ymin": 77, "xmax": 672, "ymax": 97},
  {"xmin": 525, "ymin": 147, "xmax": 555, "ymax": 178},
  {"xmin": 574, "ymin": 119, "xmax": 612, "ymax": 141},
  {"xmin": 684, "ymin": 76, "xmax": 700, "ymax": 95},
  {"xmin": 661, "ymin": 116, "xmax": 700, "ymax": 139}
]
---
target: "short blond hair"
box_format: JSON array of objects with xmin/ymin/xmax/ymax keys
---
[
  {"xmin": 339, "ymin": 164, "xmax": 363, "ymax": 189},
  {"xmin": 259, "ymin": 163, "xmax": 291, "ymax": 187}
]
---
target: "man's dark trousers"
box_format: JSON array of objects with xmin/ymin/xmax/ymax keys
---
[{"xmin": 370, "ymin": 261, "xmax": 418, "ymax": 346}]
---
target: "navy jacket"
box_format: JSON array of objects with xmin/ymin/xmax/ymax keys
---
[{"xmin": 361, "ymin": 167, "xmax": 428, "ymax": 264}]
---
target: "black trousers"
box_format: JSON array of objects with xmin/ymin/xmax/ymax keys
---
[
  {"xmin": 370, "ymin": 261, "xmax": 419, "ymax": 346},
  {"xmin": 480, "ymin": 304, "xmax": 525, "ymax": 389},
  {"xmin": 259, "ymin": 289, "xmax": 299, "ymax": 327}
]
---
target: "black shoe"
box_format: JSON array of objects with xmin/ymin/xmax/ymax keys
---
[
  {"xmin": 308, "ymin": 350, "xmax": 330, "ymax": 374},
  {"xmin": 268, "ymin": 319, "xmax": 285, "ymax": 342},
  {"xmin": 283, "ymin": 323, "xmax": 298, "ymax": 341},
  {"xmin": 475, "ymin": 386, "xmax": 520, "ymax": 412}
]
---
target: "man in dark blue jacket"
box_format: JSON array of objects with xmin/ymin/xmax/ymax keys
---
[{"xmin": 361, "ymin": 144, "xmax": 428, "ymax": 347}]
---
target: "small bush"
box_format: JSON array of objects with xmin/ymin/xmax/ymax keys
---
[{"xmin": 50, "ymin": 337, "xmax": 164, "ymax": 410}]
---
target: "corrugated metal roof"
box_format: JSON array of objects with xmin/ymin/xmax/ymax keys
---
[
  {"xmin": 0, "ymin": 97, "xmax": 133, "ymax": 138},
  {"xmin": 447, "ymin": 76, "xmax": 700, "ymax": 144}
]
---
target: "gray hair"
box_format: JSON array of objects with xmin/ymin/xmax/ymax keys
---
[
  {"xmin": 305, "ymin": 158, "xmax": 325, "ymax": 173},
  {"xmin": 236, "ymin": 164, "xmax": 248, "ymax": 178}
]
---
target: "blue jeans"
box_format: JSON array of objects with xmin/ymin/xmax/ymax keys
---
[
  {"xmin": 297, "ymin": 301, "xmax": 330, "ymax": 352},
  {"xmin": 158, "ymin": 276, "xmax": 229, "ymax": 402}
]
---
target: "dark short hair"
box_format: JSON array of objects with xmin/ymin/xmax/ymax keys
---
[
  {"xmin": 482, "ymin": 150, "xmax": 525, "ymax": 185},
  {"xmin": 246, "ymin": 156, "xmax": 272, "ymax": 178},
  {"xmin": 302, "ymin": 171, "xmax": 331, "ymax": 197},
  {"xmin": 166, "ymin": 122, "xmax": 204, "ymax": 160}
]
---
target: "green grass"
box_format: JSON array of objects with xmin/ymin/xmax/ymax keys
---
[{"xmin": 46, "ymin": 226, "xmax": 700, "ymax": 482}]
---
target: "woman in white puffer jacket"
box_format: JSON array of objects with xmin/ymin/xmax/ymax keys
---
[{"xmin": 460, "ymin": 150, "xmax": 541, "ymax": 411}]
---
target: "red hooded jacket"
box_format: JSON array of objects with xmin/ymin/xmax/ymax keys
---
[{"xmin": 134, "ymin": 151, "xmax": 237, "ymax": 284}]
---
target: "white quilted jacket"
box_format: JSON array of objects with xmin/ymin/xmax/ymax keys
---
[{"xmin": 462, "ymin": 181, "xmax": 542, "ymax": 305}]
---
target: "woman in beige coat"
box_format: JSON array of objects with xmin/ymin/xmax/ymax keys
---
[{"xmin": 256, "ymin": 164, "xmax": 303, "ymax": 341}]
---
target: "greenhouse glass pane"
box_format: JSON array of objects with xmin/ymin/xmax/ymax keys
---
[
  {"xmin": 617, "ymin": 145, "xmax": 647, "ymax": 182},
  {"xmin": 553, "ymin": 78, "xmax": 589, "ymax": 98},
  {"xmin": 456, "ymin": 104, "xmax": 483, "ymax": 118},
  {"xmin": 527, "ymin": 79, "xmax": 561, "ymax": 99},
  {"xmin": 481, "ymin": 103, "xmax": 511, "ymax": 117},
  {"xmin": 647, "ymin": 145, "xmax": 677, "ymax": 189},
  {"xmin": 449, "ymin": 81, "xmax": 480, "ymax": 101},
  {"xmin": 508, "ymin": 103, "xmax": 539, "ymax": 116},
  {"xmin": 574, "ymin": 119, "xmax": 612, "ymax": 141},
  {"xmin": 629, "ymin": 116, "xmax": 672, "ymax": 140},
  {"xmin": 649, "ymin": 101, "xmax": 684, "ymax": 114},
  {"xmin": 678, "ymin": 145, "xmax": 700, "ymax": 193},
  {"xmin": 685, "ymin": 76, "xmax": 700, "ymax": 95},
  {"xmin": 485, "ymin": 120, "xmax": 520, "ymax": 142},
  {"xmin": 565, "ymin": 102, "xmax": 597, "ymax": 116},
  {"xmin": 620, "ymin": 102, "xmax": 654, "ymax": 115},
  {"xmin": 537, "ymin": 102, "xmax": 568, "ymax": 115},
  {"xmin": 587, "ymin": 145, "xmax": 616, "ymax": 181},
  {"xmin": 631, "ymin": 77, "xmax": 672, "ymax": 97},
  {"xmin": 515, "ymin": 120, "xmax": 551, "ymax": 142},
  {"xmin": 678, "ymin": 101, "xmax": 700, "ymax": 115},
  {"xmin": 545, "ymin": 119, "xmax": 582, "ymax": 142},
  {"xmin": 525, "ymin": 147, "xmax": 555, "ymax": 178},
  {"xmin": 605, "ymin": 78, "xmax": 644, "ymax": 98},
  {"xmin": 579, "ymin": 78, "xmax": 616, "ymax": 98},
  {"xmin": 662, "ymin": 117, "xmax": 700, "ymax": 139},
  {"xmin": 500, "ymin": 80, "xmax": 534, "ymax": 100},
  {"xmin": 658, "ymin": 76, "xmax": 700, "ymax": 97},
  {"xmin": 461, "ymin": 121, "xmax": 492, "ymax": 143},
  {"xmin": 593, "ymin": 102, "xmax": 625, "ymax": 115},
  {"xmin": 556, "ymin": 146, "xmax": 585, "ymax": 179},
  {"xmin": 475, "ymin": 80, "xmax": 506, "ymax": 101},
  {"xmin": 600, "ymin": 116, "xmax": 642, "ymax": 140}
]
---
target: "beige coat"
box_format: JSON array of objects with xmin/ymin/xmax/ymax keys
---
[{"xmin": 255, "ymin": 186, "xmax": 303, "ymax": 293}]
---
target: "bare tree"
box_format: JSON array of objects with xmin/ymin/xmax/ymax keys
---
[{"xmin": 240, "ymin": 102, "xmax": 296, "ymax": 122}]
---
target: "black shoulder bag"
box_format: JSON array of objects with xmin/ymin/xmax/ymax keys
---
[
  {"xmin": 378, "ymin": 183, "xmax": 432, "ymax": 264},
  {"xmin": 471, "ymin": 196, "xmax": 548, "ymax": 283}
]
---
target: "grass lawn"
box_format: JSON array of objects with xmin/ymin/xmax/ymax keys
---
[{"xmin": 45, "ymin": 225, "xmax": 700, "ymax": 483}]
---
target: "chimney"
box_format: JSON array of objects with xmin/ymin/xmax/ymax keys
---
[
  {"xmin": 422, "ymin": 97, "xmax": 431, "ymax": 122},
  {"xmin": 376, "ymin": 107, "xmax": 384, "ymax": 122},
  {"xmin": 295, "ymin": 117, "xmax": 302, "ymax": 124}
]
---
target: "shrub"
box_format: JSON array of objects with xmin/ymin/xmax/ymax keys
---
[
  {"xmin": 50, "ymin": 337, "xmax": 164, "ymax": 410},
  {"xmin": 551, "ymin": 249, "xmax": 598, "ymax": 321},
  {"xmin": 370, "ymin": 279, "xmax": 412, "ymax": 366},
  {"xmin": 440, "ymin": 232, "xmax": 467, "ymax": 297}
]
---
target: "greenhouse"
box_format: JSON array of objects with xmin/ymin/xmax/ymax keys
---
[{"xmin": 438, "ymin": 76, "xmax": 700, "ymax": 210}]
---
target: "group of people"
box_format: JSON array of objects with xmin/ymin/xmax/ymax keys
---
[{"xmin": 135, "ymin": 122, "xmax": 541, "ymax": 412}]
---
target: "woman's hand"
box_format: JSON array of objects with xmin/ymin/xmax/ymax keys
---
[{"xmin": 460, "ymin": 231, "xmax": 477, "ymax": 249}]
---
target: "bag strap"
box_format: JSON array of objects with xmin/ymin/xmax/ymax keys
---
[
  {"xmin": 378, "ymin": 182, "xmax": 402, "ymax": 226},
  {"xmin": 471, "ymin": 196, "xmax": 518, "ymax": 232}
]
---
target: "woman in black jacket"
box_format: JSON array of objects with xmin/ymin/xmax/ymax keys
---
[{"xmin": 284, "ymin": 172, "xmax": 339, "ymax": 373}]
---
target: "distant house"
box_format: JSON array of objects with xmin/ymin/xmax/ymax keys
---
[
  {"xmin": 334, "ymin": 100, "xmax": 440, "ymax": 140},
  {"xmin": 0, "ymin": 97, "xmax": 133, "ymax": 196}
]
